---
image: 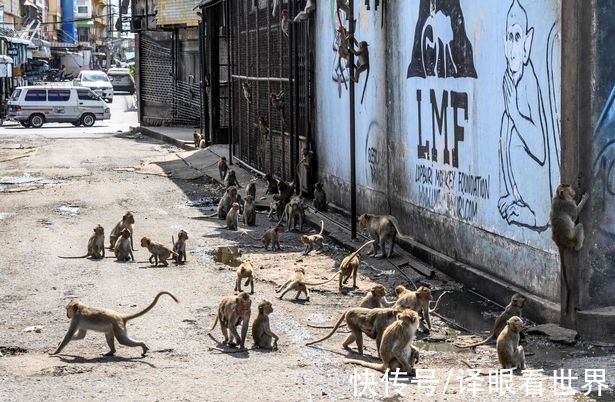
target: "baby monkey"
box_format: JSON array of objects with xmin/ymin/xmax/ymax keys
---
[
  {"xmin": 59, "ymin": 224, "xmax": 105, "ymax": 259},
  {"xmin": 302, "ymin": 220, "xmax": 325, "ymax": 256},
  {"xmin": 550, "ymin": 184, "xmax": 589, "ymax": 251},
  {"xmin": 235, "ymin": 260, "xmax": 255, "ymax": 294},
  {"xmin": 114, "ymin": 228, "xmax": 134, "ymax": 261},
  {"xmin": 172, "ymin": 230, "xmax": 188, "ymax": 264},
  {"xmin": 252, "ymin": 300, "xmax": 279, "ymax": 350},
  {"xmin": 140, "ymin": 237, "xmax": 178, "ymax": 267},
  {"xmin": 218, "ymin": 157, "xmax": 228, "ymax": 181}
]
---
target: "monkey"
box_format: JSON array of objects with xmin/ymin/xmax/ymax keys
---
[
  {"xmin": 275, "ymin": 267, "xmax": 343, "ymax": 301},
  {"xmin": 59, "ymin": 225, "xmax": 105, "ymax": 259},
  {"xmin": 336, "ymin": 0, "xmax": 350, "ymax": 24},
  {"xmin": 305, "ymin": 306, "xmax": 401, "ymax": 355},
  {"xmin": 240, "ymin": 223, "xmax": 285, "ymax": 251},
  {"xmin": 270, "ymin": 90, "xmax": 285, "ymax": 113},
  {"xmin": 193, "ymin": 131, "xmax": 202, "ymax": 148},
  {"xmin": 352, "ymin": 41, "xmax": 370, "ymax": 104},
  {"xmin": 456, "ymin": 293, "xmax": 526, "ymax": 349},
  {"xmin": 224, "ymin": 170, "xmax": 242, "ymax": 189},
  {"xmin": 264, "ymin": 173, "xmax": 279, "ymax": 195},
  {"xmin": 242, "ymin": 82, "xmax": 252, "ymax": 104},
  {"xmin": 109, "ymin": 211, "xmax": 135, "ymax": 251},
  {"xmin": 357, "ymin": 213, "xmax": 414, "ymax": 258},
  {"xmin": 171, "ymin": 230, "xmax": 188, "ymax": 264},
  {"xmin": 252, "ymin": 300, "xmax": 279, "ymax": 350},
  {"xmin": 280, "ymin": 9, "xmax": 289, "ymax": 37},
  {"xmin": 140, "ymin": 237, "xmax": 178, "ymax": 267},
  {"xmin": 114, "ymin": 228, "xmax": 134, "ymax": 261},
  {"xmin": 313, "ymin": 182, "xmax": 327, "ymax": 211},
  {"xmin": 360, "ymin": 284, "xmax": 394, "ymax": 309},
  {"xmin": 242, "ymin": 195, "xmax": 257, "ymax": 226},
  {"xmin": 274, "ymin": 179, "xmax": 293, "ymax": 206},
  {"xmin": 267, "ymin": 199, "xmax": 283, "ymax": 221},
  {"xmin": 393, "ymin": 285, "xmax": 449, "ymax": 333},
  {"xmin": 199, "ymin": 139, "xmax": 207, "ymax": 148},
  {"xmin": 246, "ymin": 182, "xmax": 256, "ymax": 199},
  {"xmin": 550, "ymin": 184, "xmax": 589, "ymax": 251},
  {"xmin": 496, "ymin": 316, "xmax": 525, "ymax": 371},
  {"xmin": 295, "ymin": 148, "xmax": 313, "ymax": 195},
  {"xmin": 254, "ymin": 115, "xmax": 270, "ymax": 138},
  {"xmin": 336, "ymin": 25, "xmax": 357, "ymax": 92},
  {"xmin": 51, "ymin": 291, "xmax": 179, "ymax": 357},
  {"xmin": 234, "ymin": 260, "xmax": 255, "ymax": 294},
  {"xmin": 302, "ymin": 220, "xmax": 325, "ymax": 255},
  {"xmin": 320, "ymin": 240, "xmax": 375, "ymax": 291},
  {"xmin": 218, "ymin": 157, "xmax": 229, "ymax": 181},
  {"xmin": 279, "ymin": 195, "xmax": 304, "ymax": 232},
  {"xmin": 344, "ymin": 309, "xmax": 420, "ymax": 375},
  {"xmin": 198, "ymin": 186, "xmax": 241, "ymax": 220},
  {"xmin": 226, "ymin": 202, "xmax": 241, "ymax": 231},
  {"xmin": 209, "ymin": 292, "xmax": 251, "ymax": 349}
]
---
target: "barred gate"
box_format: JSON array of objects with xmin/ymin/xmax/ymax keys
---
[{"xmin": 229, "ymin": 0, "xmax": 311, "ymax": 181}]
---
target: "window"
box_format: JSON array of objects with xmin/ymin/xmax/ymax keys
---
[
  {"xmin": 77, "ymin": 6, "xmax": 88, "ymax": 13},
  {"xmin": 82, "ymin": 72, "xmax": 109, "ymax": 82},
  {"xmin": 10, "ymin": 89, "xmax": 22, "ymax": 101},
  {"xmin": 48, "ymin": 89, "xmax": 71, "ymax": 101},
  {"xmin": 77, "ymin": 89, "xmax": 100, "ymax": 101},
  {"xmin": 24, "ymin": 90, "xmax": 47, "ymax": 101}
]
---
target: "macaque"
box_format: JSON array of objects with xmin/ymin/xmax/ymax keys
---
[
  {"xmin": 270, "ymin": 90, "xmax": 285, "ymax": 113},
  {"xmin": 360, "ymin": 284, "xmax": 394, "ymax": 309},
  {"xmin": 280, "ymin": 196, "xmax": 304, "ymax": 232},
  {"xmin": 254, "ymin": 115, "xmax": 270, "ymax": 138},
  {"xmin": 393, "ymin": 285, "xmax": 448, "ymax": 332},
  {"xmin": 302, "ymin": 220, "xmax": 325, "ymax": 255},
  {"xmin": 218, "ymin": 157, "xmax": 228, "ymax": 181},
  {"xmin": 496, "ymin": 316, "xmax": 525, "ymax": 371},
  {"xmin": 252, "ymin": 300, "xmax": 279, "ymax": 350},
  {"xmin": 357, "ymin": 213, "xmax": 413, "ymax": 258},
  {"xmin": 242, "ymin": 82, "xmax": 252, "ymax": 104},
  {"xmin": 51, "ymin": 291, "xmax": 178, "ymax": 356},
  {"xmin": 193, "ymin": 131, "xmax": 202, "ymax": 148},
  {"xmin": 172, "ymin": 230, "xmax": 188, "ymax": 264},
  {"xmin": 274, "ymin": 179, "xmax": 293, "ymax": 206},
  {"xmin": 305, "ymin": 306, "xmax": 400, "ymax": 355},
  {"xmin": 280, "ymin": 10, "xmax": 290, "ymax": 37},
  {"xmin": 550, "ymin": 184, "xmax": 588, "ymax": 251},
  {"xmin": 262, "ymin": 223, "xmax": 285, "ymax": 251},
  {"xmin": 199, "ymin": 139, "xmax": 206, "ymax": 148},
  {"xmin": 114, "ymin": 228, "xmax": 134, "ymax": 261},
  {"xmin": 224, "ymin": 170, "xmax": 242, "ymax": 189},
  {"xmin": 140, "ymin": 237, "xmax": 178, "ymax": 267},
  {"xmin": 344, "ymin": 310, "xmax": 420, "ymax": 375},
  {"xmin": 226, "ymin": 202, "xmax": 241, "ymax": 231},
  {"xmin": 336, "ymin": 25, "xmax": 356, "ymax": 85},
  {"xmin": 352, "ymin": 41, "xmax": 370, "ymax": 104},
  {"xmin": 275, "ymin": 267, "xmax": 340, "ymax": 301},
  {"xmin": 331, "ymin": 240, "xmax": 375, "ymax": 290},
  {"xmin": 246, "ymin": 182, "xmax": 256, "ymax": 198},
  {"xmin": 208, "ymin": 186, "xmax": 241, "ymax": 219},
  {"xmin": 235, "ymin": 260, "xmax": 255, "ymax": 294},
  {"xmin": 268, "ymin": 200, "xmax": 282, "ymax": 222},
  {"xmin": 264, "ymin": 173, "xmax": 279, "ymax": 195},
  {"xmin": 59, "ymin": 225, "xmax": 105, "ymax": 259},
  {"xmin": 457, "ymin": 293, "xmax": 526, "ymax": 349},
  {"xmin": 210, "ymin": 292, "xmax": 251, "ymax": 349},
  {"xmin": 242, "ymin": 196, "xmax": 256, "ymax": 226},
  {"xmin": 109, "ymin": 212, "xmax": 135, "ymax": 251},
  {"xmin": 313, "ymin": 182, "xmax": 327, "ymax": 211}
]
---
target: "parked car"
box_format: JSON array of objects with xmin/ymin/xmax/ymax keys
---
[
  {"xmin": 73, "ymin": 70, "xmax": 114, "ymax": 103},
  {"xmin": 7, "ymin": 86, "xmax": 111, "ymax": 128},
  {"xmin": 107, "ymin": 67, "xmax": 135, "ymax": 94}
]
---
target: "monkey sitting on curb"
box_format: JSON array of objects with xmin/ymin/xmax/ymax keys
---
[
  {"xmin": 550, "ymin": 184, "xmax": 589, "ymax": 251},
  {"xmin": 172, "ymin": 230, "xmax": 188, "ymax": 264},
  {"xmin": 114, "ymin": 228, "xmax": 134, "ymax": 261},
  {"xmin": 51, "ymin": 291, "xmax": 178, "ymax": 357},
  {"xmin": 393, "ymin": 285, "xmax": 449, "ymax": 333},
  {"xmin": 140, "ymin": 237, "xmax": 178, "ymax": 267},
  {"xmin": 59, "ymin": 225, "xmax": 105, "ymax": 259},
  {"xmin": 496, "ymin": 316, "xmax": 525, "ymax": 371},
  {"xmin": 218, "ymin": 157, "xmax": 228, "ymax": 181},
  {"xmin": 109, "ymin": 211, "xmax": 135, "ymax": 251},
  {"xmin": 252, "ymin": 300, "xmax": 279, "ymax": 350},
  {"xmin": 235, "ymin": 260, "xmax": 255, "ymax": 294},
  {"xmin": 210, "ymin": 292, "xmax": 251, "ymax": 349},
  {"xmin": 302, "ymin": 220, "xmax": 325, "ymax": 255}
]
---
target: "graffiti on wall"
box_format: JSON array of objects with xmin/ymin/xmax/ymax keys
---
[{"xmin": 497, "ymin": 0, "xmax": 560, "ymax": 232}]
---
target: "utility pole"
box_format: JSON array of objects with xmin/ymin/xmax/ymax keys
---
[{"xmin": 349, "ymin": 0, "xmax": 357, "ymax": 239}]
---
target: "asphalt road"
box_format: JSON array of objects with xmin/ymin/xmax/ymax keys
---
[{"xmin": 0, "ymin": 95, "xmax": 609, "ymax": 401}]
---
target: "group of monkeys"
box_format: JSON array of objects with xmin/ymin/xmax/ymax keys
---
[{"xmin": 52, "ymin": 161, "xmax": 589, "ymax": 378}]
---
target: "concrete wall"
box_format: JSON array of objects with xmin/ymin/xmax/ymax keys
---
[{"xmin": 314, "ymin": 0, "xmax": 562, "ymax": 311}]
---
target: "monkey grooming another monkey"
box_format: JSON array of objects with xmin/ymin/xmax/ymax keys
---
[
  {"xmin": 357, "ymin": 214, "xmax": 414, "ymax": 258},
  {"xmin": 302, "ymin": 220, "xmax": 325, "ymax": 255},
  {"xmin": 242, "ymin": 196, "xmax": 257, "ymax": 226},
  {"xmin": 140, "ymin": 237, "xmax": 178, "ymax": 267},
  {"xmin": 313, "ymin": 182, "xmax": 327, "ymax": 211},
  {"xmin": 172, "ymin": 230, "xmax": 188, "ymax": 264},
  {"xmin": 496, "ymin": 316, "xmax": 525, "ymax": 371},
  {"xmin": 456, "ymin": 293, "xmax": 526, "ymax": 349},
  {"xmin": 59, "ymin": 225, "xmax": 105, "ymax": 259},
  {"xmin": 218, "ymin": 157, "xmax": 228, "ymax": 181},
  {"xmin": 210, "ymin": 292, "xmax": 252, "ymax": 349},
  {"xmin": 252, "ymin": 300, "xmax": 279, "ymax": 350},
  {"xmin": 305, "ymin": 306, "xmax": 400, "ymax": 355},
  {"xmin": 114, "ymin": 228, "xmax": 134, "ymax": 261},
  {"xmin": 51, "ymin": 291, "xmax": 179, "ymax": 357},
  {"xmin": 109, "ymin": 211, "xmax": 135, "ymax": 251},
  {"xmin": 393, "ymin": 285, "xmax": 448, "ymax": 333},
  {"xmin": 550, "ymin": 184, "xmax": 589, "ymax": 251},
  {"xmin": 235, "ymin": 260, "xmax": 255, "ymax": 294},
  {"xmin": 264, "ymin": 174, "xmax": 279, "ymax": 195},
  {"xmin": 344, "ymin": 309, "xmax": 420, "ymax": 375},
  {"xmin": 226, "ymin": 202, "xmax": 241, "ymax": 231}
]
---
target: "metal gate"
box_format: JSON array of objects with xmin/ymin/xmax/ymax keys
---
[{"xmin": 230, "ymin": 0, "xmax": 311, "ymax": 181}]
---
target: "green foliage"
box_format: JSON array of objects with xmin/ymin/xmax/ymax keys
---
[{"xmin": 129, "ymin": 64, "xmax": 135, "ymax": 78}]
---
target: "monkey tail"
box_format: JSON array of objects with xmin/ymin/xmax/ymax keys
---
[
  {"xmin": 306, "ymin": 322, "xmax": 347, "ymax": 329},
  {"xmin": 303, "ymin": 272, "xmax": 341, "ymax": 287},
  {"xmin": 122, "ymin": 291, "xmax": 179, "ymax": 322},
  {"xmin": 347, "ymin": 240, "xmax": 376, "ymax": 262},
  {"xmin": 58, "ymin": 254, "xmax": 89, "ymax": 259},
  {"xmin": 360, "ymin": 67, "xmax": 369, "ymax": 105},
  {"xmin": 191, "ymin": 212, "xmax": 218, "ymax": 220},
  {"xmin": 429, "ymin": 291, "xmax": 450, "ymax": 313},
  {"xmin": 305, "ymin": 312, "xmax": 347, "ymax": 346},
  {"xmin": 209, "ymin": 314, "xmax": 220, "ymax": 331},
  {"xmin": 318, "ymin": 220, "xmax": 325, "ymax": 236},
  {"xmin": 275, "ymin": 280, "xmax": 292, "ymax": 293},
  {"xmin": 388, "ymin": 216, "xmax": 414, "ymax": 242},
  {"xmin": 343, "ymin": 359, "xmax": 386, "ymax": 373},
  {"xmin": 454, "ymin": 334, "xmax": 495, "ymax": 349},
  {"xmin": 239, "ymin": 230, "xmax": 260, "ymax": 241}
]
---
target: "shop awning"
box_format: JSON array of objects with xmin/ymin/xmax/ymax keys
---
[
  {"xmin": 0, "ymin": 55, "xmax": 13, "ymax": 64},
  {"xmin": 0, "ymin": 36, "xmax": 37, "ymax": 48}
]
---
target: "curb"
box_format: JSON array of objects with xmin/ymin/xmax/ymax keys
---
[{"xmin": 136, "ymin": 126, "xmax": 195, "ymax": 151}]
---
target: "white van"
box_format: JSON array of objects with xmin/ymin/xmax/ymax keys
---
[{"xmin": 7, "ymin": 86, "xmax": 111, "ymax": 128}]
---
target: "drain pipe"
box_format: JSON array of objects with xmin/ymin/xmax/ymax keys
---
[{"xmin": 349, "ymin": 0, "xmax": 357, "ymax": 239}]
